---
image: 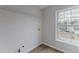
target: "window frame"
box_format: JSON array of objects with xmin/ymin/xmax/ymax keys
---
[{"xmin": 56, "ymin": 6, "xmax": 79, "ymax": 46}]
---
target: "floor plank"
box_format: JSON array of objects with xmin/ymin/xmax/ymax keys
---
[{"xmin": 29, "ymin": 44, "xmax": 63, "ymax": 53}]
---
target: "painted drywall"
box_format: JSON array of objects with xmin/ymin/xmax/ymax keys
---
[
  {"xmin": 42, "ymin": 5, "xmax": 79, "ymax": 53},
  {"xmin": 0, "ymin": 8, "xmax": 42, "ymax": 53},
  {"xmin": 1, "ymin": 5, "xmax": 42, "ymax": 18}
]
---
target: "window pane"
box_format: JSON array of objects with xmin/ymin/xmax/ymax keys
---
[
  {"xmin": 58, "ymin": 11, "xmax": 64, "ymax": 19},
  {"xmin": 72, "ymin": 18, "xmax": 79, "ymax": 25},
  {"xmin": 72, "ymin": 8, "xmax": 79, "ymax": 17},
  {"xmin": 65, "ymin": 10, "xmax": 71, "ymax": 18}
]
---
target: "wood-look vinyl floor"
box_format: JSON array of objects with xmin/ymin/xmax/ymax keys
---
[{"xmin": 29, "ymin": 44, "xmax": 63, "ymax": 53}]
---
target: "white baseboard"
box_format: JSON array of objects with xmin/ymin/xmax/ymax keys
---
[
  {"xmin": 24, "ymin": 42, "xmax": 42, "ymax": 53},
  {"xmin": 43, "ymin": 42, "xmax": 69, "ymax": 53},
  {"xmin": 24, "ymin": 42, "xmax": 70, "ymax": 53}
]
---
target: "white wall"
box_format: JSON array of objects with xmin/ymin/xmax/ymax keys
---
[
  {"xmin": 1, "ymin": 5, "xmax": 42, "ymax": 18},
  {"xmin": 0, "ymin": 7, "xmax": 42, "ymax": 53},
  {"xmin": 42, "ymin": 5, "xmax": 79, "ymax": 53}
]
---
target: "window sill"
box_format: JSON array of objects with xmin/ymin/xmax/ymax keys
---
[{"xmin": 56, "ymin": 37, "xmax": 79, "ymax": 47}]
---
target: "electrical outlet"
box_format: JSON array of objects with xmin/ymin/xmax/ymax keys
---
[
  {"xmin": 22, "ymin": 45, "xmax": 24, "ymax": 48},
  {"xmin": 38, "ymin": 28, "xmax": 40, "ymax": 31}
]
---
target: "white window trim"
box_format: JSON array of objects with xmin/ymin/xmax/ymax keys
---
[{"xmin": 56, "ymin": 6, "xmax": 79, "ymax": 47}]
